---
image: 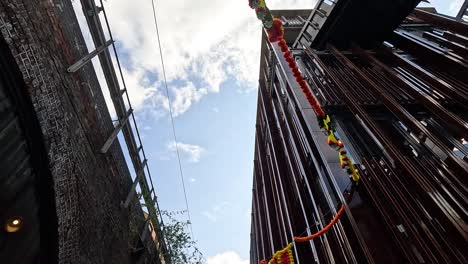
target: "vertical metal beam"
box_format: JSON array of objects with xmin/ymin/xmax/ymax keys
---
[
  {"xmin": 456, "ymin": 0, "xmax": 468, "ymax": 21},
  {"xmin": 389, "ymin": 31, "xmax": 467, "ymax": 80},
  {"xmin": 354, "ymin": 46, "xmax": 468, "ymax": 138},
  {"xmin": 79, "ymin": 0, "xmax": 171, "ymax": 261},
  {"xmin": 309, "ymin": 49, "xmax": 467, "ymax": 262},
  {"xmin": 79, "ymin": 0, "xmax": 139, "ymax": 154},
  {"xmin": 328, "ymin": 44, "xmax": 468, "ymax": 175},
  {"xmin": 381, "ymin": 47, "xmax": 468, "ymax": 107},
  {"xmin": 140, "ymin": 220, "xmax": 150, "ymax": 247}
]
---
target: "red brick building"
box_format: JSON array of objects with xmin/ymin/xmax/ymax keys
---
[{"xmin": 0, "ymin": 0, "xmax": 169, "ymax": 263}]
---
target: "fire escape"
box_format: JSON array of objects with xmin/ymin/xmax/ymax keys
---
[{"xmin": 68, "ymin": 1, "xmax": 171, "ymax": 262}]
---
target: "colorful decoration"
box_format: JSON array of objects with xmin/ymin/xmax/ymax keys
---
[
  {"xmin": 249, "ymin": 0, "xmax": 274, "ymax": 29},
  {"xmin": 266, "ymin": 18, "xmax": 284, "ymax": 42},
  {"xmin": 294, "ymin": 204, "xmax": 345, "ymax": 242},
  {"xmin": 277, "ymin": 37, "xmax": 360, "ymax": 182},
  {"xmin": 250, "ymin": 1, "xmax": 360, "ymax": 263},
  {"xmin": 248, "ymin": 0, "xmax": 262, "ymax": 9},
  {"xmin": 249, "ymin": 0, "xmax": 360, "ymax": 183},
  {"xmin": 261, "ymin": 243, "xmax": 294, "ymax": 264},
  {"xmin": 277, "ymin": 38, "xmax": 360, "ymax": 182},
  {"xmin": 258, "ymin": 204, "xmax": 348, "ymax": 263},
  {"xmin": 276, "ymin": 243, "xmax": 295, "ymax": 264}
]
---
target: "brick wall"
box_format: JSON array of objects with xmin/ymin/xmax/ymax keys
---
[{"xmin": 0, "ymin": 1, "xmax": 151, "ymax": 263}]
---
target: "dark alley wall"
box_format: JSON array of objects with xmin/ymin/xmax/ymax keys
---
[{"xmin": 0, "ymin": 0, "xmax": 152, "ymax": 263}]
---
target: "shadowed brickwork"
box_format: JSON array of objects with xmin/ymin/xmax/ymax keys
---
[{"xmin": 0, "ymin": 0, "xmax": 153, "ymax": 263}]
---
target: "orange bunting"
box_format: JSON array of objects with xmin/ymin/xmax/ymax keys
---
[{"xmin": 294, "ymin": 204, "xmax": 345, "ymax": 242}]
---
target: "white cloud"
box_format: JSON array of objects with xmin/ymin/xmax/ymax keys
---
[
  {"xmin": 72, "ymin": 0, "xmax": 315, "ymax": 118},
  {"xmin": 189, "ymin": 177, "xmax": 196, "ymax": 183},
  {"xmin": 207, "ymin": 251, "xmax": 249, "ymax": 264},
  {"xmin": 171, "ymin": 83, "xmax": 207, "ymax": 117},
  {"xmin": 201, "ymin": 211, "xmax": 218, "ymax": 222},
  {"xmin": 449, "ymin": 0, "xmax": 464, "ymax": 13},
  {"xmin": 167, "ymin": 141, "xmax": 205, "ymax": 163},
  {"xmin": 201, "ymin": 202, "xmax": 230, "ymax": 222},
  {"xmin": 212, "ymin": 107, "xmax": 220, "ymax": 113}
]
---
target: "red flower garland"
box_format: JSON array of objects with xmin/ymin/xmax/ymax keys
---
[{"xmin": 274, "ymin": 38, "xmax": 325, "ymax": 117}]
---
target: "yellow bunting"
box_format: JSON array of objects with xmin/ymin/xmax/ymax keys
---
[
  {"xmin": 348, "ymin": 162, "xmax": 361, "ymax": 182},
  {"xmin": 269, "ymin": 243, "xmax": 294, "ymax": 264},
  {"xmin": 323, "ymin": 114, "xmax": 331, "ymax": 132},
  {"xmin": 327, "ymin": 131, "xmax": 340, "ymax": 147}
]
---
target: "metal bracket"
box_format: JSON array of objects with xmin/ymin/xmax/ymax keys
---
[
  {"xmin": 139, "ymin": 220, "xmax": 151, "ymax": 247},
  {"xmin": 87, "ymin": 5, "xmax": 103, "ymax": 17},
  {"xmin": 122, "ymin": 159, "xmax": 148, "ymax": 209},
  {"xmin": 150, "ymin": 189, "xmax": 158, "ymax": 203},
  {"xmin": 67, "ymin": 40, "xmax": 113, "ymax": 73},
  {"xmin": 100, "ymin": 108, "xmax": 132, "ymax": 153}
]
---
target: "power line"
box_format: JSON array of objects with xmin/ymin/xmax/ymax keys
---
[{"xmin": 150, "ymin": 0, "xmax": 194, "ymax": 239}]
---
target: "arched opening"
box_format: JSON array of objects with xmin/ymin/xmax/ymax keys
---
[{"xmin": 0, "ymin": 35, "xmax": 58, "ymax": 263}]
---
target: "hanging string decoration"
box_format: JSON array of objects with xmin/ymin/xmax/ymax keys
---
[
  {"xmin": 257, "ymin": 203, "xmax": 347, "ymax": 264},
  {"xmin": 248, "ymin": 0, "xmax": 360, "ymax": 183},
  {"xmin": 248, "ymin": 1, "xmax": 363, "ymax": 263},
  {"xmin": 260, "ymin": 243, "xmax": 295, "ymax": 264},
  {"xmin": 294, "ymin": 204, "xmax": 345, "ymax": 242}
]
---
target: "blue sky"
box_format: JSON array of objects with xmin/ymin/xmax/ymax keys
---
[
  {"xmin": 419, "ymin": 0, "xmax": 464, "ymax": 15},
  {"xmin": 72, "ymin": 0, "xmax": 459, "ymax": 263}
]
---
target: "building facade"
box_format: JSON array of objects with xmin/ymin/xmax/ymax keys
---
[
  {"xmin": 250, "ymin": 3, "xmax": 467, "ymax": 264},
  {"xmin": 0, "ymin": 0, "xmax": 169, "ymax": 263}
]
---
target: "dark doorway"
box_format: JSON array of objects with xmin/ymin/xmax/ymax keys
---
[{"xmin": 0, "ymin": 35, "xmax": 58, "ymax": 263}]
